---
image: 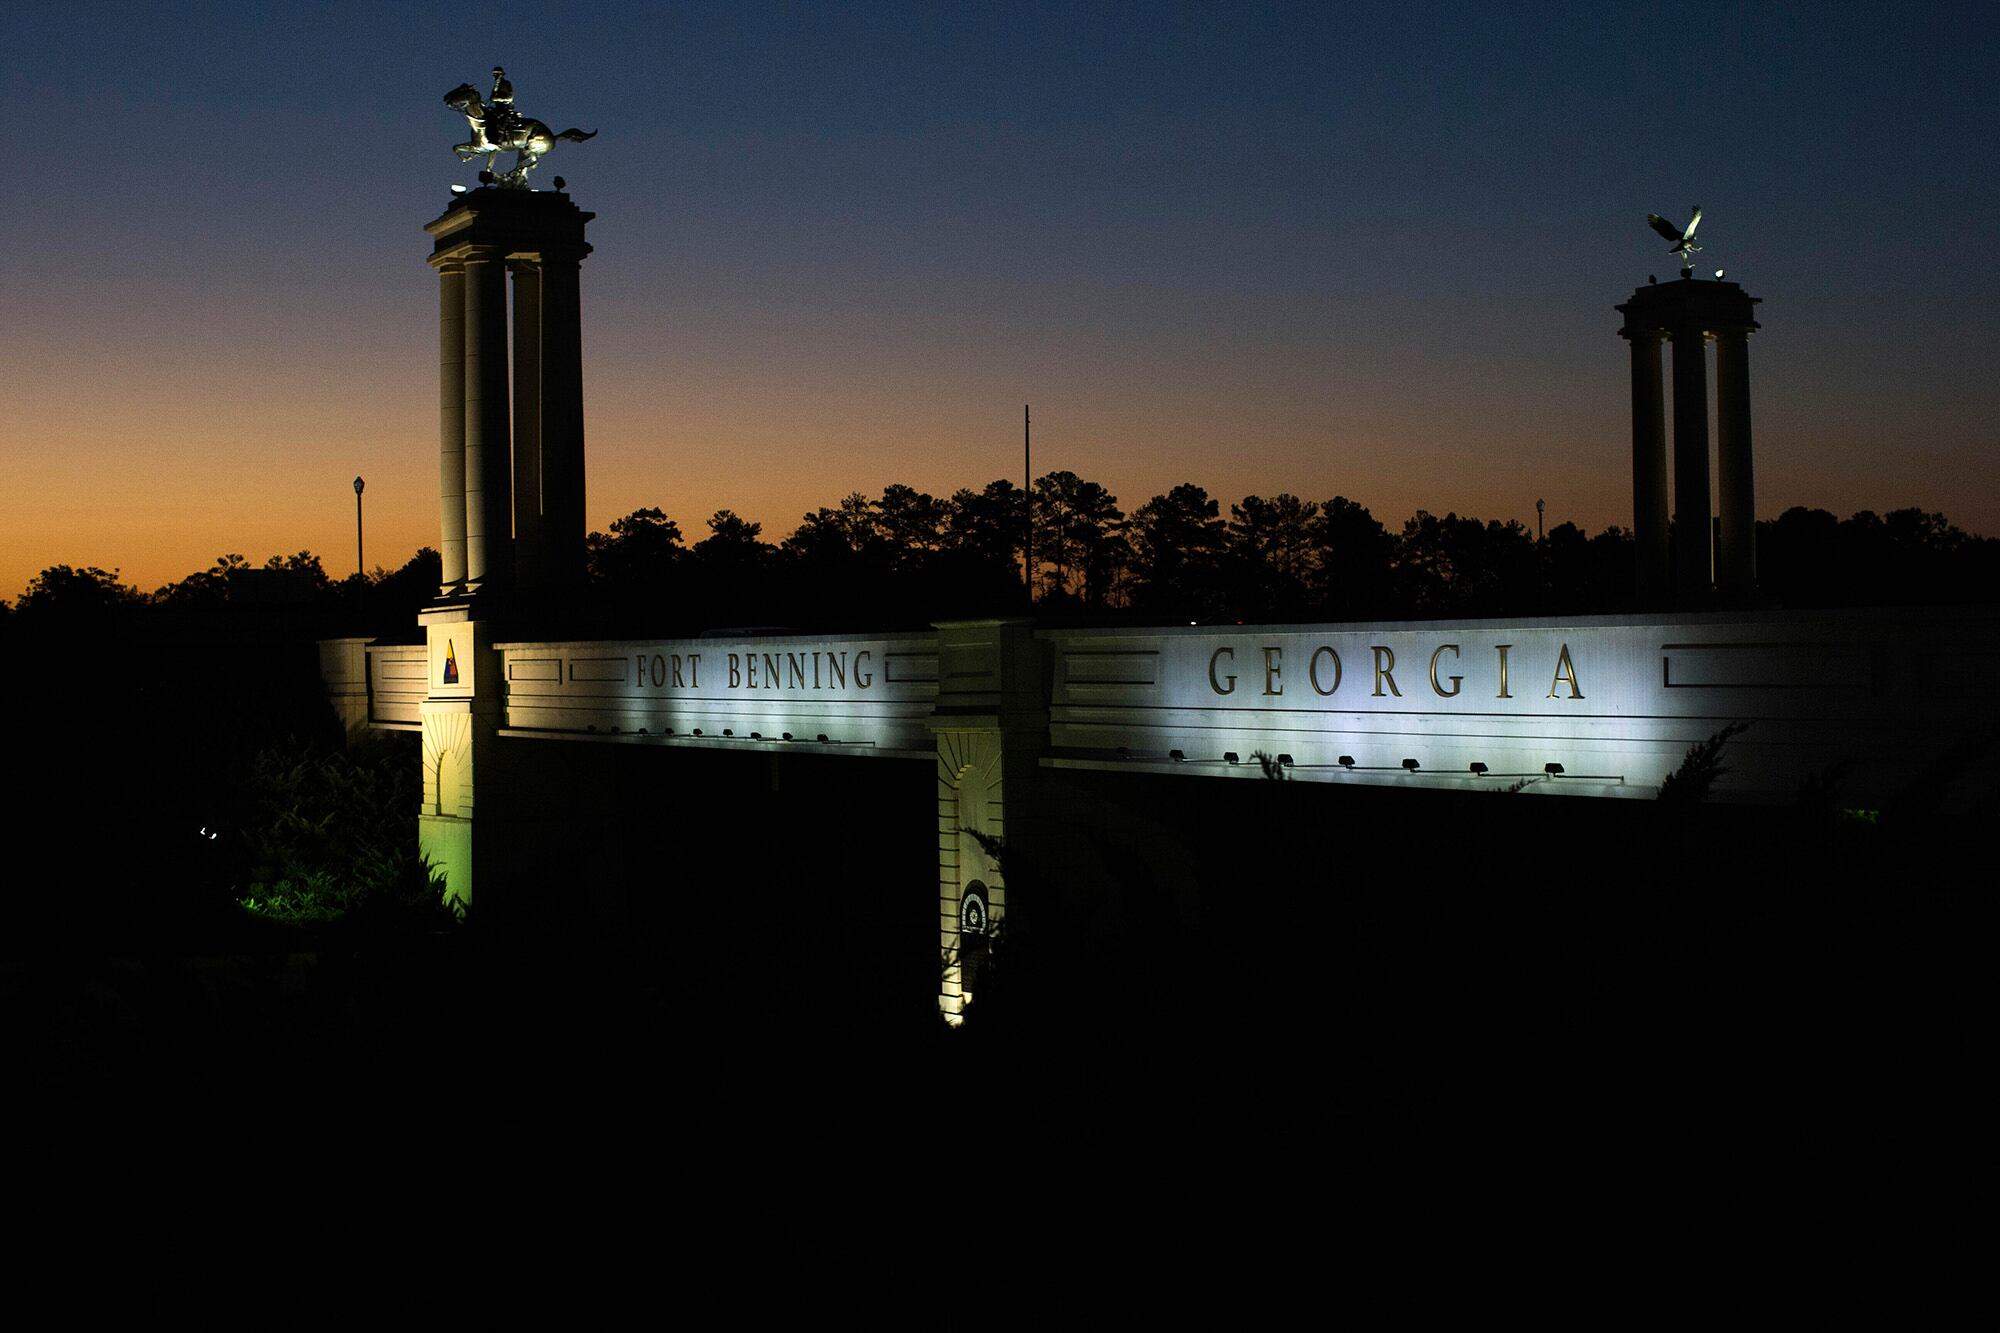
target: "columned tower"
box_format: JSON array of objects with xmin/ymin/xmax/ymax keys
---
[
  {"xmin": 425, "ymin": 187, "xmax": 594, "ymax": 599},
  {"xmin": 1616, "ymin": 277, "xmax": 1761, "ymax": 607},
  {"xmin": 419, "ymin": 185, "xmax": 596, "ymax": 910}
]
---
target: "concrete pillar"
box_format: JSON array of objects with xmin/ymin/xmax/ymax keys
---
[
  {"xmin": 413, "ymin": 605, "xmax": 622, "ymax": 916},
  {"xmin": 1627, "ymin": 330, "xmax": 1670, "ymax": 606},
  {"xmin": 462, "ymin": 249, "xmax": 512, "ymax": 594},
  {"xmin": 928, "ymin": 619, "xmax": 1047, "ymax": 1024},
  {"xmin": 511, "ymin": 260, "xmax": 546, "ymax": 590},
  {"xmin": 539, "ymin": 252, "xmax": 587, "ymax": 588},
  {"xmin": 435, "ymin": 262, "xmax": 468, "ymax": 592},
  {"xmin": 1670, "ymin": 325, "xmax": 1712, "ymax": 602},
  {"xmin": 317, "ymin": 637, "xmax": 375, "ymax": 741},
  {"xmin": 1715, "ymin": 326, "xmax": 1756, "ymax": 603},
  {"xmin": 416, "ymin": 604, "xmax": 494, "ymax": 911},
  {"xmin": 417, "ymin": 191, "xmax": 600, "ymax": 915}
]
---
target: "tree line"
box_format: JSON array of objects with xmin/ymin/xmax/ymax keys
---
[{"xmin": 3, "ymin": 474, "xmax": 1992, "ymax": 639}]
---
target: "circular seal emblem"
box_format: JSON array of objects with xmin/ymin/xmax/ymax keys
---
[{"xmin": 960, "ymin": 886, "xmax": 988, "ymax": 938}]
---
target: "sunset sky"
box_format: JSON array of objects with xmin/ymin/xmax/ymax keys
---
[{"xmin": 3, "ymin": 2, "xmax": 1995, "ymax": 599}]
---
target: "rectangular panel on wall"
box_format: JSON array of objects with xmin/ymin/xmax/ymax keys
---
[
  {"xmin": 567, "ymin": 657, "xmax": 629, "ymax": 683},
  {"xmin": 493, "ymin": 632, "xmax": 944, "ymax": 757},
  {"xmin": 1038, "ymin": 610, "xmax": 2000, "ymax": 804},
  {"xmin": 1662, "ymin": 642, "xmax": 1869, "ymax": 690},
  {"xmin": 507, "ymin": 658, "xmax": 561, "ymax": 682}
]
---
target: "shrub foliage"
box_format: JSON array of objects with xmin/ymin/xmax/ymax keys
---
[{"xmin": 236, "ymin": 735, "xmax": 453, "ymax": 930}]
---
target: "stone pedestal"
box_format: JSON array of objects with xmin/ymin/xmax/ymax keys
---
[
  {"xmin": 414, "ymin": 602, "xmax": 620, "ymax": 913},
  {"xmin": 1617, "ymin": 277, "xmax": 1762, "ymax": 608},
  {"xmin": 927, "ymin": 619, "xmax": 1049, "ymax": 1024},
  {"xmin": 415, "ymin": 601, "xmax": 500, "ymax": 909}
]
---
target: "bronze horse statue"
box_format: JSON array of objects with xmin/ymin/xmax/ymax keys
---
[{"xmin": 444, "ymin": 82, "xmax": 595, "ymax": 188}]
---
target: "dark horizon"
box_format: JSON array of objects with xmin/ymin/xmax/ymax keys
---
[{"xmin": 9, "ymin": 478, "xmax": 1989, "ymax": 640}]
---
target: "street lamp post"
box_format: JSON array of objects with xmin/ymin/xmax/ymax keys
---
[{"xmin": 354, "ymin": 476, "xmax": 366, "ymax": 576}]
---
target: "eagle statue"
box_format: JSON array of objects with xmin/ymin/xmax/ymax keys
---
[{"xmin": 1647, "ymin": 206, "xmax": 1703, "ymax": 272}]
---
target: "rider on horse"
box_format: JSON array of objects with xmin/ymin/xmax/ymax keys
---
[{"xmin": 486, "ymin": 66, "xmax": 521, "ymax": 147}]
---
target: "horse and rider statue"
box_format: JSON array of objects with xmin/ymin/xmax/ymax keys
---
[{"xmin": 444, "ymin": 67, "xmax": 595, "ymax": 189}]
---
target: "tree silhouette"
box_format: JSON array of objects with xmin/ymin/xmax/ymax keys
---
[
  {"xmin": 692, "ymin": 510, "xmax": 779, "ymax": 624},
  {"xmin": 153, "ymin": 553, "xmax": 252, "ymax": 608},
  {"xmin": 1129, "ymin": 483, "xmax": 1228, "ymax": 619},
  {"xmin": 785, "ymin": 493, "xmax": 880, "ymax": 563},
  {"xmin": 1394, "ymin": 511, "xmax": 1538, "ymax": 616},
  {"xmin": 17, "ymin": 564, "xmax": 143, "ymax": 630},
  {"xmin": 1032, "ymin": 470, "xmax": 1125, "ymax": 607},
  {"xmin": 1313, "ymin": 496, "xmax": 1395, "ymax": 620},
  {"xmin": 587, "ymin": 506, "xmax": 686, "ymax": 591},
  {"xmin": 871, "ymin": 484, "xmax": 948, "ymax": 571},
  {"xmin": 1756, "ymin": 505, "xmax": 1990, "ymax": 608},
  {"xmin": 369, "ymin": 547, "xmax": 441, "ymax": 626},
  {"xmin": 943, "ymin": 480, "xmax": 1026, "ymax": 570},
  {"xmin": 9, "ymin": 481, "xmax": 1990, "ymax": 647},
  {"xmin": 1227, "ymin": 493, "xmax": 1321, "ymax": 620}
]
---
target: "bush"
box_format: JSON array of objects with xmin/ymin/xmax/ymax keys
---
[{"xmin": 236, "ymin": 735, "xmax": 454, "ymax": 931}]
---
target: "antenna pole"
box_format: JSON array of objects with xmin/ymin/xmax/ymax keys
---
[{"xmin": 1024, "ymin": 403, "xmax": 1032, "ymax": 605}]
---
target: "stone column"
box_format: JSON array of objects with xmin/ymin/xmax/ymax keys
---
[
  {"xmin": 316, "ymin": 637, "xmax": 375, "ymax": 741},
  {"xmin": 417, "ymin": 604, "xmax": 491, "ymax": 911},
  {"xmin": 928, "ymin": 619, "xmax": 1047, "ymax": 1024},
  {"xmin": 510, "ymin": 260, "xmax": 546, "ymax": 591},
  {"xmin": 539, "ymin": 251, "xmax": 587, "ymax": 587},
  {"xmin": 1715, "ymin": 326, "xmax": 1756, "ymax": 602},
  {"xmin": 435, "ymin": 261, "xmax": 468, "ymax": 593},
  {"xmin": 1670, "ymin": 325, "xmax": 1713, "ymax": 602},
  {"xmin": 1627, "ymin": 330, "xmax": 1670, "ymax": 606},
  {"xmin": 418, "ymin": 192, "xmax": 600, "ymax": 914},
  {"xmin": 461, "ymin": 248, "xmax": 512, "ymax": 594}
]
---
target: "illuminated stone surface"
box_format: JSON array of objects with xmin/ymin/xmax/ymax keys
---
[{"xmin": 338, "ymin": 603, "xmax": 1998, "ymax": 1009}]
